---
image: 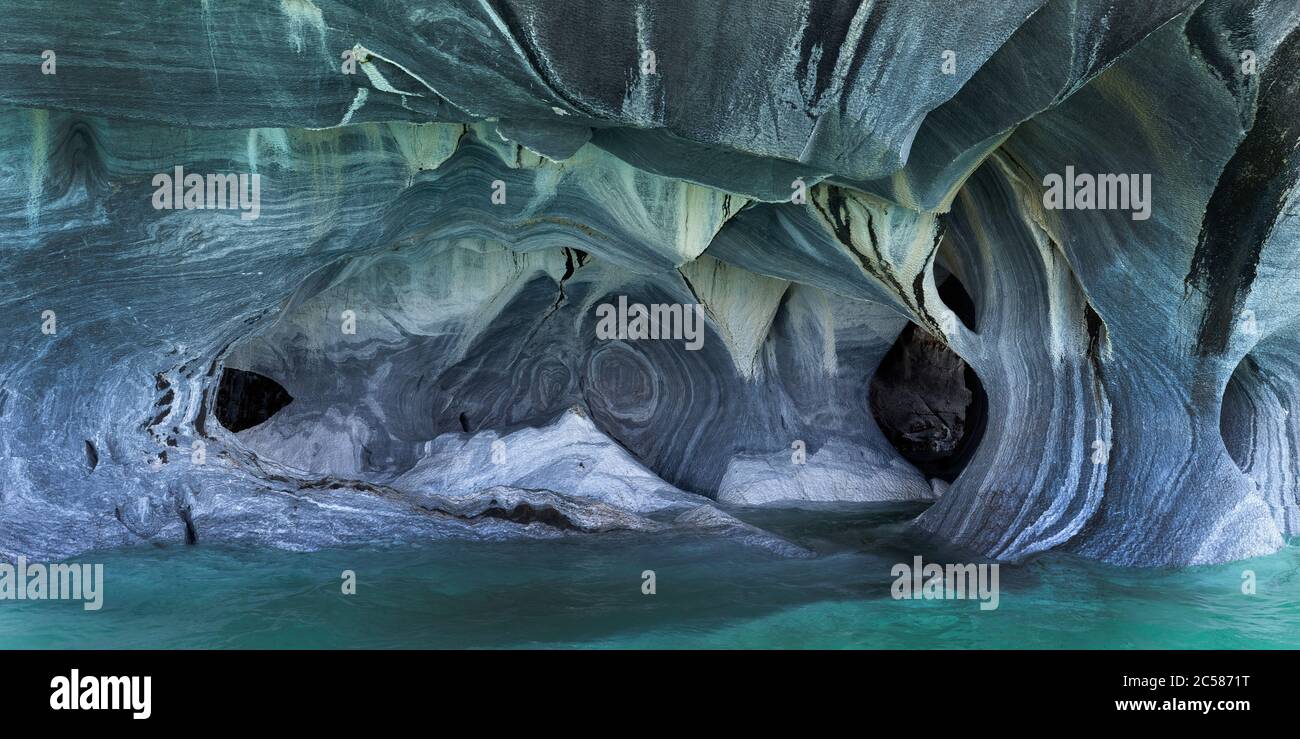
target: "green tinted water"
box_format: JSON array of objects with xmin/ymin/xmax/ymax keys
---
[{"xmin": 2, "ymin": 504, "xmax": 1296, "ymax": 648}]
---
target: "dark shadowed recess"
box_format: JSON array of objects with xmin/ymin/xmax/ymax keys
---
[
  {"xmin": 214, "ymin": 367, "xmax": 294, "ymax": 432},
  {"xmin": 1185, "ymin": 22, "xmax": 1300, "ymax": 356},
  {"xmin": 869, "ymin": 276, "xmax": 986, "ymax": 481}
]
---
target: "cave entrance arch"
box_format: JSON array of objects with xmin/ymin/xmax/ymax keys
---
[{"xmin": 869, "ymin": 275, "xmax": 986, "ymax": 482}]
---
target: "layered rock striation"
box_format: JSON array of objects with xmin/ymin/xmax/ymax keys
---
[{"xmin": 0, "ymin": 0, "xmax": 1296, "ymax": 566}]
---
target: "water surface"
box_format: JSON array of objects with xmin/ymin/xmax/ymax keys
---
[{"xmin": 2, "ymin": 504, "xmax": 1295, "ymax": 648}]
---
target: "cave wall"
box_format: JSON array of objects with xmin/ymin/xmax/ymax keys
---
[{"xmin": 1, "ymin": 0, "xmax": 1298, "ymax": 566}]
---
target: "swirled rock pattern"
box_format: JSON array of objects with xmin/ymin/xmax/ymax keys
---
[{"xmin": 0, "ymin": 0, "xmax": 1297, "ymax": 566}]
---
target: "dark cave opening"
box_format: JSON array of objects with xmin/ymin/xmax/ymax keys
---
[
  {"xmin": 869, "ymin": 277, "xmax": 987, "ymax": 482},
  {"xmin": 937, "ymin": 266, "xmax": 978, "ymax": 332},
  {"xmin": 214, "ymin": 367, "xmax": 294, "ymax": 433},
  {"xmin": 1221, "ymin": 353, "xmax": 1257, "ymax": 476}
]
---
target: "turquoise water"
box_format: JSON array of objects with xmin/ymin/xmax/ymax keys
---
[{"xmin": 2, "ymin": 504, "xmax": 1297, "ymax": 649}]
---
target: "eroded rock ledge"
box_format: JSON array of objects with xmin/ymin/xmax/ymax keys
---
[{"xmin": 0, "ymin": 0, "xmax": 1297, "ymax": 566}]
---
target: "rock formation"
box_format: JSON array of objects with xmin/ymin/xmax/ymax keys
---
[{"xmin": 0, "ymin": 0, "xmax": 1296, "ymax": 566}]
